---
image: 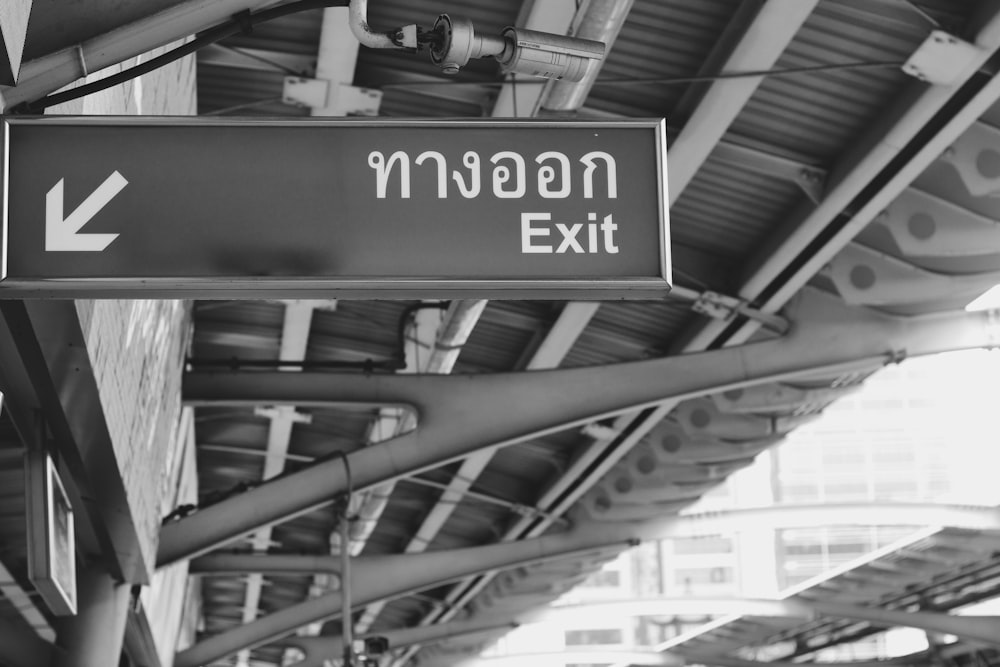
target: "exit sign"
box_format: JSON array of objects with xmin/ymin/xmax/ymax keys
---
[{"xmin": 1, "ymin": 117, "xmax": 669, "ymax": 298}]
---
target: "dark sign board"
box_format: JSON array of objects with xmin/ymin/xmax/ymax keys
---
[{"xmin": 1, "ymin": 117, "xmax": 669, "ymax": 298}]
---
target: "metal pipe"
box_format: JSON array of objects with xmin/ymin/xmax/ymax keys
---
[
  {"xmin": 190, "ymin": 534, "xmax": 633, "ymax": 579},
  {"xmin": 802, "ymin": 599, "xmax": 1000, "ymax": 648},
  {"xmin": 348, "ymin": 0, "xmax": 402, "ymax": 49},
  {"xmin": 540, "ymin": 0, "xmax": 636, "ymax": 111},
  {"xmin": 52, "ymin": 565, "xmax": 132, "ymax": 667},
  {"xmin": 174, "ymin": 534, "xmax": 636, "ymax": 666},
  {"xmin": 190, "ymin": 553, "xmax": 341, "ymax": 576},
  {"xmin": 281, "ymin": 617, "xmax": 520, "ymax": 664},
  {"xmin": 339, "ymin": 515, "xmax": 353, "ymax": 666},
  {"xmin": 160, "ymin": 291, "xmax": 999, "ymax": 567}
]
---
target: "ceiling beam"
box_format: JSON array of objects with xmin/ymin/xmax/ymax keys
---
[
  {"xmin": 681, "ymin": 2, "xmax": 1000, "ymax": 351},
  {"xmin": 160, "ymin": 291, "xmax": 997, "ymax": 567}
]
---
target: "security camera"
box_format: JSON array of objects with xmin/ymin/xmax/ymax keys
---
[{"xmin": 428, "ymin": 14, "xmax": 605, "ymax": 82}]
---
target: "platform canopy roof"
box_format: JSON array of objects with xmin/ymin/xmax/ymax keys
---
[{"xmin": 2, "ymin": 1, "xmax": 1000, "ymax": 667}]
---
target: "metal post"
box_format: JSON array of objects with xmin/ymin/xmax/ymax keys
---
[
  {"xmin": 340, "ymin": 508, "xmax": 353, "ymax": 667},
  {"xmin": 53, "ymin": 564, "xmax": 131, "ymax": 667}
]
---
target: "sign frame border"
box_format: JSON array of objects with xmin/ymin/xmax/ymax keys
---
[{"xmin": 1, "ymin": 115, "xmax": 670, "ymax": 299}]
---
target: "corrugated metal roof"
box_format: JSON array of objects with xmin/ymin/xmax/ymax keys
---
[
  {"xmin": 724, "ymin": 0, "xmax": 934, "ymax": 162},
  {"xmin": 672, "ymin": 155, "xmax": 805, "ymax": 263},
  {"xmin": 584, "ymin": 0, "xmax": 736, "ymax": 118},
  {"xmin": 8, "ymin": 2, "xmax": 999, "ymax": 666}
]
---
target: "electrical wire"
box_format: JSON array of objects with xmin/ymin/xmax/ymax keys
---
[
  {"xmin": 17, "ymin": 0, "xmax": 350, "ymax": 113},
  {"xmin": 201, "ymin": 96, "xmax": 286, "ymax": 116},
  {"xmin": 898, "ymin": 0, "xmax": 941, "ymax": 28},
  {"xmin": 381, "ymin": 60, "xmax": 908, "ymax": 90},
  {"xmin": 215, "ymin": 44, "xmax": 307, "ymax": 75}
]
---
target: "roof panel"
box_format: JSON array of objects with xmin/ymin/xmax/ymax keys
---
[
  {"xmin": 724, "ymin": 0, "xmax": 931, "ymax": 161},
  {"xmin": 584, "ymin": 0, "xmax": 736, "ymax": 117}
]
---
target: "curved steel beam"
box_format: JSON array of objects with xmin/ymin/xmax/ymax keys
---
[
  {"xmin": 188, "ymin": 502, "xmax": 1000, "ymax": 577},
  {"xmin": 175, "ymin": 533, "xmax": 632, "ymax": 666},
  {"xmin": 160, "ymin": 290, "xmax": 998, "ymax": 567},
  {"xmin": 677, "ymin": 651, "xmax": 926, "ymax": 667},
  {"xmin": 802, "ymin": 599, "xmax": 1000, "ymax": 648},
  {"xmin": 178, "ymin": 500, "xmax": 1000, "ymax": 665},
  {"xmin": 280, "ymin": 618, "xmax": 520, "ymax": 667},
  {"xmin": 467, "ymin": 650, "xmax": 683, "ymax": 666}
]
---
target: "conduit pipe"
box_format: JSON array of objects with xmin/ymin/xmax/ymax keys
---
[
  {"xmin": 281, "ymin": 618, "xmax": 520, "ymax": 667},
  {"xmin": 540, "ymin": 0, "xmax": 636, "ymax": 112},
  {"xmin": 684, "ymin": 3, "xmax": 1000, "ymax": 350},
  {"xmin": 1, "ymin": 0, "xmax": 283, "ymax": 111},
  {"xmin": 160, "ymin": 290, "xmax": 999, "ymax": 567},
  {"xmin": 347, "ymin": 0, "xmax": 405, "ymax": 50},
  {"xmin": 174, "ymin": 536, "xmax": 633, "ymax": 666}
]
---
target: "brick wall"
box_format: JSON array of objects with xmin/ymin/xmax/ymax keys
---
[
  {"xmin": 75, "ymin": 299, "xmax": 192, "ymax": 572},
  {"xmin": 55, "ymin": 46, "xmax": 198, "ymax": 575}
]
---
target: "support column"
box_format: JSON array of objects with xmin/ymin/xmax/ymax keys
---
[{"xmin": 53, "ymin": 564, "xmax": 131, "ymax": 667}]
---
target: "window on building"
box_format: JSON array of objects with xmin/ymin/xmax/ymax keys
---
[
  {"xmin": 581, "ymin": 569, "xmax": 622, "ymax": 588},
  {"xmin": 674, "ymin": 566, "xmax": 733, "ymax": 586},
  {"xmin": 673, "ymin": 536, "xmax": 733, "ymax": 555},
  {"xmin": 564, "ymin": 629, "xmax": 624, "ymax": 646}
]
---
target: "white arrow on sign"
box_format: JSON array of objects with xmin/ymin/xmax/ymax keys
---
[{"xmin": 45, "ymin": 171, "xmax": 128, "ymax": 251}]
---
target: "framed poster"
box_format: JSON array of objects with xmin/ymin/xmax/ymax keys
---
[{"xmin": 26, "ymin": 449, "xmax": 77, "ymax": 615}]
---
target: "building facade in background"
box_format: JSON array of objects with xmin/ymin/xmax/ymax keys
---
[{"xmin": 479, "ymin": 348, "xmax": 1000, "ymax": 667}]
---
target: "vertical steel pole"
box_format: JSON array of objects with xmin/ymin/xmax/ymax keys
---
[
  {"xmin": 53, "ymin": 564, "xmax": 131, "ymax": 667},
  {"xmin": 340, "ymin": 509, "xmax": 353, "ymax": 667}
]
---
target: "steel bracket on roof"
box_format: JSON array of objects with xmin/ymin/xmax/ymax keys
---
[
  {"xmin": 903, "ymin": 30, "xmax": 983, "ymax": 86},
  {"xmin": 692, "ymin": 291, "xmax": 789, "ymax": 335},
  {"xmin": 795, "ymin": 166, "xmax": 827, "ymax": 204}
]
